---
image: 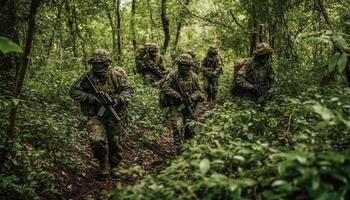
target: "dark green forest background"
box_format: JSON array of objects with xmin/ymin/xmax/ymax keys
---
[{"xmin": 1, "ymin": 0, "xmax": 350, "ymax": 199}]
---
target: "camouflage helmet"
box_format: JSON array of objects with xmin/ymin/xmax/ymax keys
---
[
  {"xmin": 187, "ymin": 50, "xmax": 196, "ymax": 58},
  {"xmin": 252, "ymin": 43, "xmax": 273, "ymax": 56},
  {"xmin": 175, "ymin": 54, "xmax": 194, "ymax": 66},
  {"xmin": 145, "ymin": 43, "xmax": 159, "ymax": 53},
  {"xmin": 88, "ymin": 49, "xmax": 112, "ymax": 65},
  {"xmin": 208, "ymin": 46, "xmax": 218, "ymax": 55}
]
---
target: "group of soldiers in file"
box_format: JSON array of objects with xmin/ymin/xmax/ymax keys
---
[{"xmin": 69, "ymin": 42, "xmax": 275, "ymax": 179}]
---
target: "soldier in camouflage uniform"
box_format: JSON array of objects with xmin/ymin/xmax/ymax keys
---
[
  {"xmin": 160, "ymin": 54, "xmax": 205, "ymax": 153},
  {"xmin": 202, "ymin": 46, "xmax": 223, "ymax": 101},
  {"xmin": 69, "ymin": 49, "xmax": 133, "ymax": 178},
  {"xmin": 230, "ymin": 43, "xmax": 275, "ymax": 100},
  {"xmin": 135, "ymin": 43, "xmax": 167, "ymax": 84},
  {"xmin": 187, "ymin": 50, "xmax": 201, "ymax": 74}
]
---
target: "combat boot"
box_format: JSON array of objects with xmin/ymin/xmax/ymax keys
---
[{"xmin": 96, "ymin": 158, "xmax": 110, "ymax": 180}]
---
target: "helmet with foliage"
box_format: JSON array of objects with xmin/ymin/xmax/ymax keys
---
[
  {"xmin": 207, "ymin": 46, "xmax": 218, "ymax": 56},
  {"xmin": 175, "ymin": 54, "xmax": 194, "ymax": 66},
  {"xmin": 252, "ymin": 43, "xmax": 273, "ymax": 56},
  {"xmin": 187, "ymin": 50, "xmax": 196, "ymax": 58},
  {"xmin": 87, "ymin": 49, "xmax": 112, "ymax": 65},
  {"xmin": 145, "ymin": 43, "xmax": 159, "ymax": 53}
]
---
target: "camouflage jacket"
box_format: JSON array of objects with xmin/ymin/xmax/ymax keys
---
[
  {"xmin": 233, "ymin": 57, "xmax": 274, "ymax": 95},
  {"xmin": 161, "ymin": 70, "xmax": 204, "ymax": 109},
  {"xmin": 69, "ymin": 69, "xmax": 133, "ymax": 119},
  {"xmin": 192, "ymin": 58, "xmax": 201, "ymax": 74},
  {"xmin": 201, "ymin": 55, "xmax": 223, "ymax": 78},
  {"xmin": 136, "ymin": 53, "xmax": 166, "ymax": 75}
]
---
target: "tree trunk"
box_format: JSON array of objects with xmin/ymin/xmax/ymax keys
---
[
  {"xmin": 7, "ymin": 0, "xmax": 41, "ymax": 140},
  {"xmin": 172, "ymin": 0, "xmax": 190, "ymax": 52},
  {"xmin": 161, "ymin": 0, "xmax": 170, "ymax": 54},
  {"xmin": 131, "ymin": 0, "xmax": 137, "ymax": 53},
  {"xmin": 116, "ymin": 0, "xmax": 122, "ymax": 63},
  {"xmin": 249, "ymin": 1, "xmax": 258, "ymax": 55}
]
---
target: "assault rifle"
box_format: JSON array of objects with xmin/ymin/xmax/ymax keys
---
[
  {"xmin": 173, "ymin": 77, "xmax": 195, "ymax": 119},
  {"xmin": 146, "ymin": 62, "xmax": 165, "ymax": 79},
  {"xmin": 81, "ymin": 74, "xmax": 128, "ymax": 134}
]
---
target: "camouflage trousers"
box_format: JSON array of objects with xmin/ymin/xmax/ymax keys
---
[
  {"xmin": 86, "ymin": 116, "xmax": 123, "ymax": 168},
  {"xmin": 203, "ymin": 77, "xmax": 219, "ymax": 100},
  {"xmin": 168, "ymin": 106, "xmax": 195, "ymax": 153}
]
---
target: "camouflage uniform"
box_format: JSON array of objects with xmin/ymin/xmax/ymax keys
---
[
  {"xmin": 160, "ymin": 54, "xmax": 205, "ymax": 153},
  {"xmin": 202, "ymin": 47, "xmax": 223, "ymax": 101},
  {"xmin": 187, "ymin": 50, "xmax": 201, "ymax": 74},
  {"xmin": 230, "ymin": 43, "xmax": 275, "ymax": 100},
  {"xmin": 135, "ymin": 43, "xmax": 167, "ymax": 84},
  {"xmin": 69, "ymin": 49, "xmax": 133, "ymax": 177}
]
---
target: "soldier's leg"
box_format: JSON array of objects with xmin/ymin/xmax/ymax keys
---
[
  {"xmin": 212, "ymin": 78, "xmax": 219, "ymax": 100},
  {"xmin": 86, "ymin": 117, "xmax": 109, "ymax": 178},
  {"xmin": 105, "ymin": 119, "xmax": 123, "ymax": 170},
  {"xmin": 203, "ymin": 77, "xmax": 211, "ymax": 100},
  {"xmin": 169, "ymin": 107, "xmax": 185, "ymax": 153},
  {"xmin": 184, "ymin": 117, "xmax": 195, "ymax": 140}
]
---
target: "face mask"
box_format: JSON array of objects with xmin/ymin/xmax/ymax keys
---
[
  {"xmin": 92, "ymin": 63, "xmax": 108, "ymax": 77},
  {"xmin": 178, "ymin": 64, "xmax": 191, "ymax": 76},
  {"xmin": 255, "ymin": 54, "xmax": 270, "ymax": 66}
]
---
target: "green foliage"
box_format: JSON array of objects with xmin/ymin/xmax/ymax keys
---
[{"xmin": 0, "ymin": 37, "xmax": 23, "ymax": 53}]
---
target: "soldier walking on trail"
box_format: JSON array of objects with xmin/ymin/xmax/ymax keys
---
[
  {"xmin": 160, "ymin": 54, "xmax": 205, "ymax": 154},
  {"xmin": 69, "ymin": 49, "xmax": 134, "ymax": 179},
  {"xmin": 135, "ymin": 43, "xmax": 167, "ymax": 84},
  {"xmin": 187, "ymin": 50, "xmax": 201, "ymax": 74},
  {"xmin": 202, "ymin": 46, "xmax": 223, "ymax": 101},
  {"xmin": 230, "ymin": 43, "xmax": 275, "ymax": 101}
]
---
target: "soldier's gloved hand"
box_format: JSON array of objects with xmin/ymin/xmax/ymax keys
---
[
  {"xmin": 173, "ymin": 92, "xmax": 182, "ymax": 100},
  {"xmin": 113, "ymin": 96, "xmax": 122, "ymax": 107},
  {"xmin": 87, "ymin": 94, "xmax": 100, "ymax": 104}
]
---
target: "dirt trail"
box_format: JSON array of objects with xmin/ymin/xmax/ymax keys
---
[{"xmin": 62, "ymin": 102, "xmax": 214, "ymax": 200}]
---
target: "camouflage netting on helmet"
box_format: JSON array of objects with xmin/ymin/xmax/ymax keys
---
[
  {"xmin": 88, "ymin": 49, "xmax": 112, "ymax": 64},
  {"xmin": 252, "ymin": 43, "xmax": 273, "ymax": 56},
  {"xmin": 144, "ymin": 43, "xmax": 159, "ymax": 53},
  {"xmin": 187, "ymin": 50, "xmax": 196, "ymax": 58},
  {"xmin": 208, "ymin": 46, "xmax": 218, "ymax": 55},
  {"xmin": 175, "ymin": 54, "xmax": 194, "ymax": 66}
]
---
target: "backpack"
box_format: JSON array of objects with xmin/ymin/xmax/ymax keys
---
[{"xmin": 230, "ymin": 58, "xmax": 251, "ymax": 94}]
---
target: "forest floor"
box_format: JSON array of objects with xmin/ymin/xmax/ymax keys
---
[{"xmin": 63, "ymin": 102, "xmax": 213, "ymax": 200}]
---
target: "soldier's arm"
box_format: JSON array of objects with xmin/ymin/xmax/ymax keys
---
[
  {"xmin": 191, "ymin": 74, "xmax": 205, "ymax": 102},
  {"xmin": 158, "ymin": 56, "xmax": 166, "ymax": 71},
  {"xmin": 112, "ymin": 71, "xmax": 134, "ymax": 106},
  {"xmin": 69, "ymin": 73, "xmax": 95, "ymax": 103},
  {"xmin": 161, "ymin": 74, "xmax": 181, "ymax": 99},
  {"xmin": 236, "ymin": 67, "xmax": 256, "ymax": 91}
]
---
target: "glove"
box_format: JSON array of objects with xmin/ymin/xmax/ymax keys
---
[
  {"xmin": 87, "ymin": 94, "xmax": 100, "ymax": 104},
  {"xmin": 113, "ymin": 95, "xmax": 122, "ymax": 107},
  {"xmin": 173, "ymin": 92, "xmax": 182, "ymax": 100}
]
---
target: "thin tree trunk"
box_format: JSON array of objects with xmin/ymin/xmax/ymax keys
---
[
  {"xmin": 249, "ymin": 8, "xmax": 257, "ymax": 55},
  {"xmin": 131, "ymin": 0, "xmax": 137, "ymax": 52},
  {"xmin": 172, "ymin": 0, "xmax": 190, "ymax": 52},
  {"xmin": 116, "ymin": 0, "xmax": 122, "ymax": 63},
  {"xmin": 161, "ymin": 0, "xmax": 170, "ymax": 54},
  {"xmin": 7, "ymin": 0, "xmax": 41, "ymax": 139}
]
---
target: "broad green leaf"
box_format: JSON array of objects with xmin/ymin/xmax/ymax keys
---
[
  {"xmin": 0, "ymin": 37, "xmax": 23, "ymax": 53},
  {"xmin": 272, "ymin": 180, "xmax": 287, "ymax": 187},
  {"xmin": 337, "ymin": 52, "xmax": 348, "ymax": 73},
  {"xmin": 233, "ymin": 155, "xmax": 246, "ymax": 162},
  {"xmin": 199, "ymin": 158, "xmax": 210, "ymax": 174},
  {"xmin": 327, "ymin": 52, "xmax": 340, "ymax": 72}
]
